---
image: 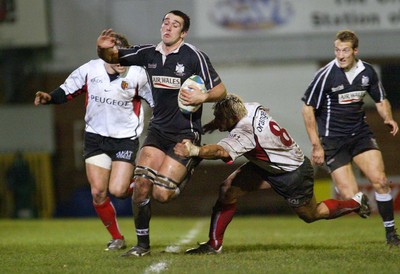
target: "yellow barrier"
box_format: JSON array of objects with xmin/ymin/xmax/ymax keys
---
[
  {"xmin": 0, "ymin": 152, "xmax": 55, "ymax": 218},
  {"xmin": 314, "ymin": 178, "xmax": 333, "ymax": 202}
]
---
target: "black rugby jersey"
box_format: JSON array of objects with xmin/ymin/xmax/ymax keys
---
[
  {"xmin": 302, "ymin": 59, "xmax": 386, "ymax": 137},
  {"xmin": 118, "ymin": 42, "xmax": 222, "ymax": 138}
]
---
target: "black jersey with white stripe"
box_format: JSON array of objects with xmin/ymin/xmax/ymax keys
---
[
  {"xmin": 302, "ymin": 59, "xmax": 386, "ymax": 137},
  {"xmin": 118, "ymin": 42, "xmax": 222, "ymax": 138}
]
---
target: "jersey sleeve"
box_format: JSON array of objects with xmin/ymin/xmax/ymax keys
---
[
  {"xmin": 119, "ymin": 45, "xmax": 152, "ymax": 67},
  {"xmin": 137, "ymin": 67, "xmax": 154, "ymax": 108},
  {"xmin": 301, "ymin": 61, "xmax": 335, "ymax": 109},
  {"xmin": 302, "ymin": 72, "xmax": 325, "ymax": 109},
  {"xmin": 217, "ymin": 126, "xmax": 255, "ymax": 162},
  {"xmin": 193, "ymin": 50, "xmax": 222, "ymax": 91},
  {"xmin": 48, "ymin": 87, "xmax": 68, "ymax": 104},
  {"xmin": 366, "ymin": 64, "xmax": 386, "ymax": 103},
  {"xmin": 59, "ymin": 62, "xmax": 90, "ymax": 98}
]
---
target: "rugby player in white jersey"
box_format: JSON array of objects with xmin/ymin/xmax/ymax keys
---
[
  {"xmin": 34, "ymin": 33, "xmax": 154, "ymax": 251},
  {"xmin": 174, "ymin": 94, "xmax": 369, "ymax": 254},
  {"xmin": 302, "ymin": 30, "xmax": 399, "ymax": 247}
]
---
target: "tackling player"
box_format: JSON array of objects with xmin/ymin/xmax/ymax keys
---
[
  {"xmin": 302, "ymin": 30, "xmax": 399, "ymax": 247},
  {"xmin": 174, "ymin": 94, "xmax": 370, "ymax": 254},
  {"xmin": 34, "ymin": 34, "xmax": 154, "ymax": 251}
]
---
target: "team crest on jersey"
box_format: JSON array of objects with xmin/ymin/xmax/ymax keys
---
[
  {"xmin": 121, "ymin": 81, "xmax": 128, "ymax": 90},
  {"xmin": 361, "ymin": 75, "xmax": 370, "ymax": 87},
  {"xmin": 175, "ymin": 63, "xmax": 185, "ymax": 76}
]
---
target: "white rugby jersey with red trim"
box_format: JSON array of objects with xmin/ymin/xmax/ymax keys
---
[
  {"xmin": 302, "ymin": 59, "xmax": 386, "ymax": 137},
  {"xmin": 218, "ymin": 103, "xmax": 304, "ymax": 173},
  {"xmin": 60, "ymin": 59, "xmax": 153, "ymax": 139}
]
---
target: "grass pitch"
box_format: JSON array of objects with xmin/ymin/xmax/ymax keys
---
[{"xmin": 1, "ymin": 215, "xmax": 399, "ymax": 273}]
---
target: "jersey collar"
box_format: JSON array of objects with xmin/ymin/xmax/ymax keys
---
[
  {"xmin": 334, "ymin": 58, "xmax": 365, "ymax": 74},
  {"xmin": 156, "ymin": 40, "xmax": 185, "ymax": 56}
]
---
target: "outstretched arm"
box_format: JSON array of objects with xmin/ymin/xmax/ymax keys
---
[
  {"xmin": 96, "ymin": 29, "xmax": 119, "ymax": 64},
  {"xmin": 34, "ymin": 88, "xmax": 68, "ymax": 106},
  {"xmin": 376, "ymin": 99, "xmax": 399, "ymax": 136},
  {"xmin": 174, "ymin": 140, "xmax": 231, "ymax": 161},
  {"xmin": 302, "ymin": 104, "xmax": 324, "ymax": 166}
]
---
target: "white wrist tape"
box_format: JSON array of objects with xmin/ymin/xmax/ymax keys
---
[{"xmin": 185, "ymin": 142, "xmax": 200, "ymax": 157}]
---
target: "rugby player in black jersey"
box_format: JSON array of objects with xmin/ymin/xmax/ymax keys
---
[
  {"xmin": 97, "ymin": 10, "xmax": 226, "ymax": 256},
  {"xmin": 302, "ymin": 30, "xmax": 399, "ymax": 247}
]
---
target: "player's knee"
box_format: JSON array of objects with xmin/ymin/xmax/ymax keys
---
[
  {"xmin": 298, "ymin": 213, "xmax": 316, "ymax": 223},
  {"xmin": 134, "ymin": 176, "xmax": 153, "ymax": 191},
  {"xmin": 222, "ymin": 192, "xmax": 237, "ymax": 204},
  {"xmin": 295, "ymin": 208, "xmax": 318, "ymax": 223},
  {"xmin": 219, "ymin": 183, "xmax": 241, "ymax": 203},
  {"xmin": 153, "ymin": 176, "xmax": 180, "ymax": 203},
  {"xmin": 91, "ymin": 189, "xmax": 107, "ymax": 204},
  {"xmin": 108, "ymin": 184, "xmax": 127, "ymax": 198},
  {"xmin": 371, "ymin": 174, "xmax": 389, "ymax": 190},
  {"xmin": 133, "ymin": 179, "xmax": 152, "ymax": 202},
  {"xmin": 152, "ymin": 188, "xmax": 173, "ymax": 203},
  {"xmin": 303, "ymin": 218, "xmax": 314, "ymax": 224},
  {"xmin": 133, "ymin": 165, "xmax": 156, "ymax": 197}
]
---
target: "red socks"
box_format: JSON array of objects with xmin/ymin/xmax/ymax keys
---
[
  {"xmin": 93, "ymin": 197, "xmax": 123, "ymax": 240},
  {"xmin": 322, "ymin": 198, "xmax": 359, "ymax": 219},
  {"xmin": 208, "ymin": 202, "xmax": 237, "ymax": 249}
]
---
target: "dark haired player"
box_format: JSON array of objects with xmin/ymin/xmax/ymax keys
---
[{"xmin": 97, "ymin": 10, "xmax": 226, "ymax": 256}]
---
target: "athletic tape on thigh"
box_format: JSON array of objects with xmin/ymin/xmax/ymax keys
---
[
  {"xmin": 153, "ymin": 175, "xmax": 178, "ymax": 190},
  {"xmin": 134, "ymin": 165, "xmax": 157, "ymax": 183},
  {"xmin": 85, "ymin": 153, "xmax": 112, "ymax": 170}
]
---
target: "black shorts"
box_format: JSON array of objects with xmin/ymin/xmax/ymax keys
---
[
  {"xmin": 142, "ymin": 126, "xmax": 201, "ymax": 166},
  {"xmin": 321, "ymin": 131, "xmax": 379, "ymax": 173},
  {"xmin": 83, "ymin": 132, "xmax": 139, "ymax": 163},
  {"xmin": 253, "ymin": 157, "xmax": 314, "ymax": 208}
]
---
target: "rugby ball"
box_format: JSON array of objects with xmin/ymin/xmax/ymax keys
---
[{"xmin": 178, "ymin": 75, "xmax": 207, "ymax": 114}]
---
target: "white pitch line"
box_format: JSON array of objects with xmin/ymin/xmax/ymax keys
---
[
  {"xmin": 143, "ymin": 220, "xmax": 206, "ymax": 274},
  {"xmin": 144, "ymin": 262, "xmax": 168, "ymax": 274}
]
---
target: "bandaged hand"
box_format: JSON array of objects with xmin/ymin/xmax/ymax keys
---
[
  {"xmin": 183, "ymin": 140, "xmax": 200, "ymax": 157},
  {"xmin": 174, "ymin": 140, "xmax": 200, "ymax": 158}
]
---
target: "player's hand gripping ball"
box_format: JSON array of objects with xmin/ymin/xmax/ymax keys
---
[{"xmin": 178, "ymin": 75, "xmax": 207, "ymax": 114}]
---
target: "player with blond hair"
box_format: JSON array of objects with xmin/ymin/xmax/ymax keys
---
[{"xmin": 174, "ymin": 93, "xmax": 370, "ymax": 254}]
